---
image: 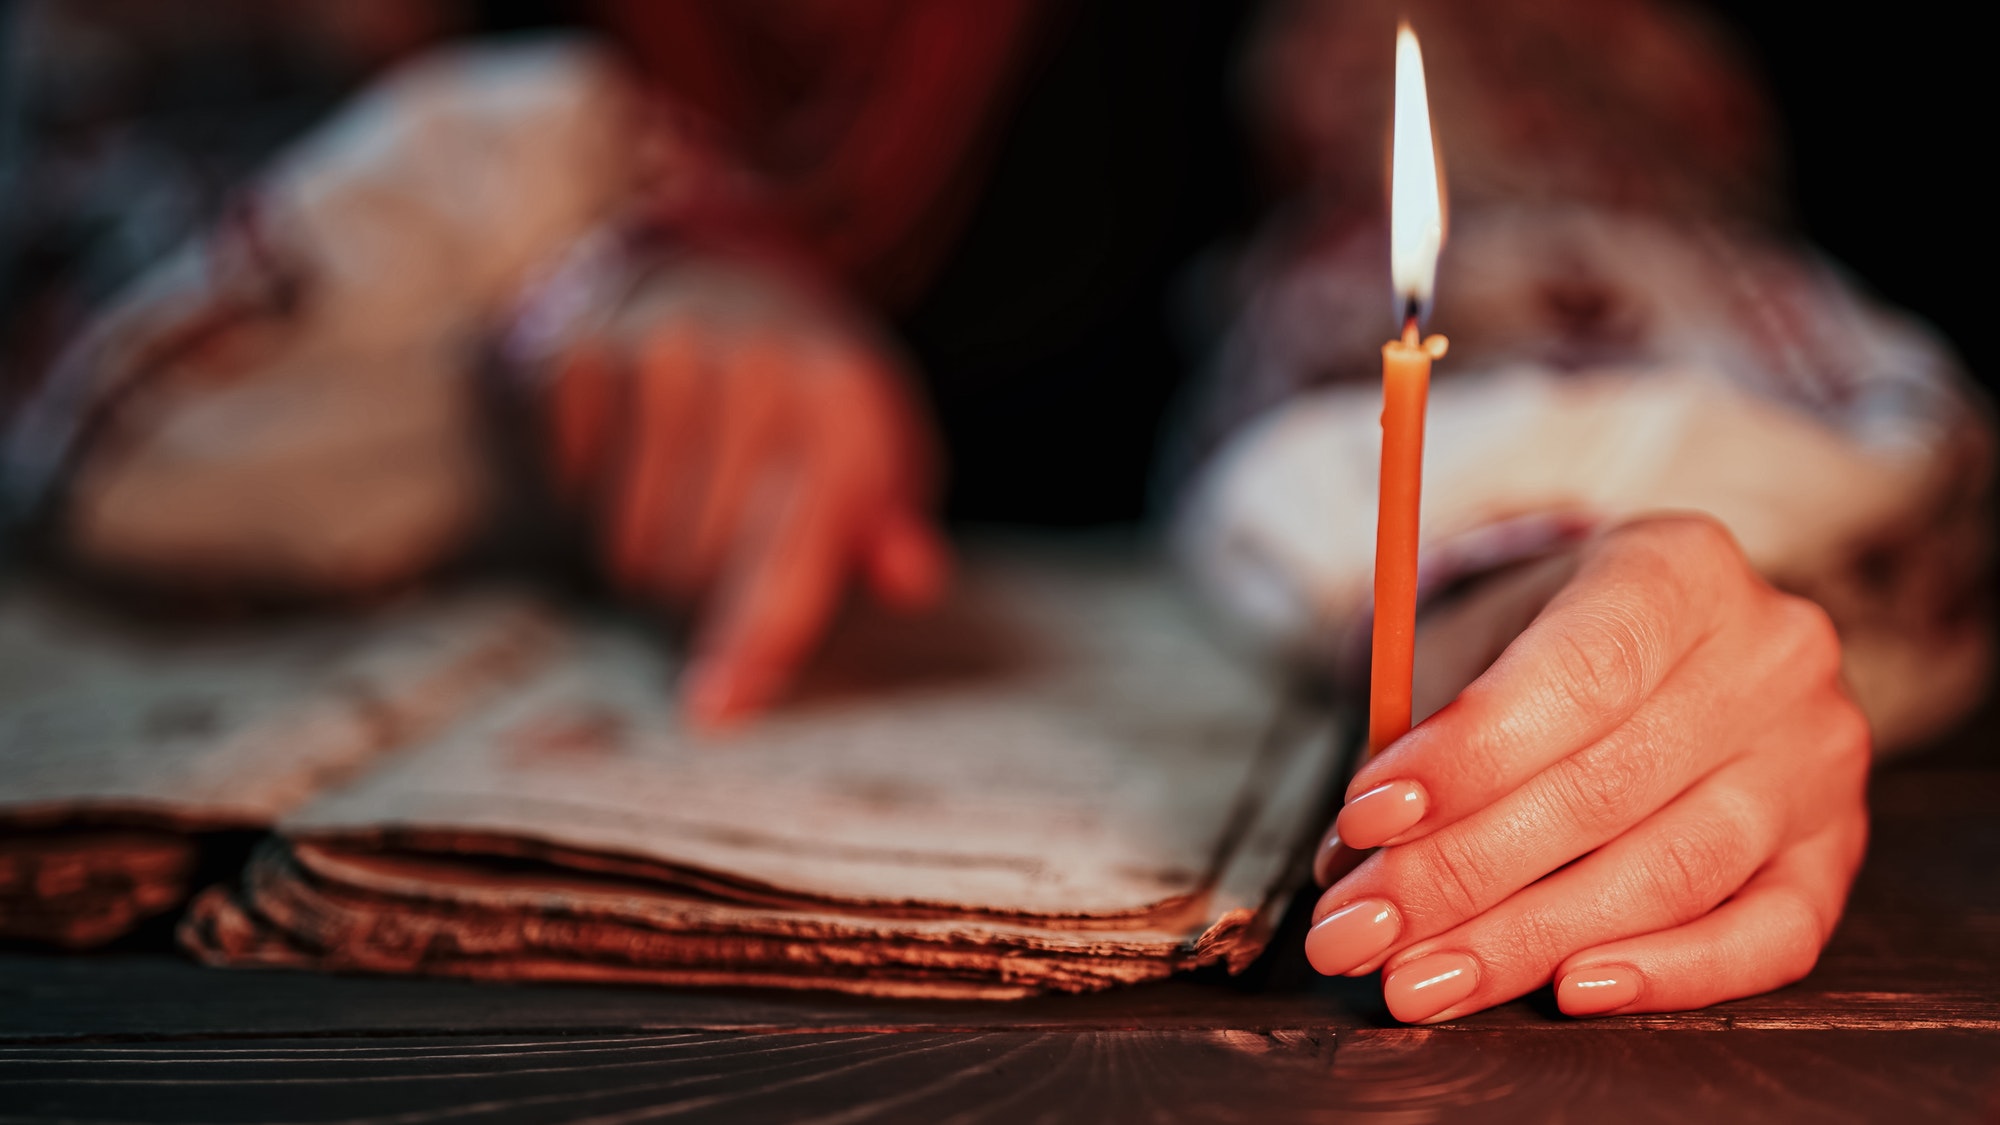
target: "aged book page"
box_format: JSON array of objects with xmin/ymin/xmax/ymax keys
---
[
  {"xmin": 0, "ymin": 585, "xmax": 555, "ymax": 945},
  {"xmin": 0, "ymin": 587, "xmax": 556, "ymax": 829},
  {"xmin": 285, "ymin": 551, "xmax": 1339, "ymax": 916},
  {"xmin": 189, "ymin": 547, "xmax": 1349, "ymax": 995}
]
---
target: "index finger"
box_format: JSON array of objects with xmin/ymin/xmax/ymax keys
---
[
  {"xmin": 678, "ymin": 352, "xmax": 886, "ymax": 729},
  {"xmin": 680, "ymin": 457, "xmax": 854, "ymax": 731},
  {"xmin": 1336, "ymin": 515, "xmax": 1745, "ymax": 850}
]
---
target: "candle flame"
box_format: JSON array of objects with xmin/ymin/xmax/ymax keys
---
[{"xmin": 1391, "ymin": 22, "xmax": 1444, "ymax": 321}]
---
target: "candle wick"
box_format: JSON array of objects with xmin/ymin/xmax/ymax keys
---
[{"xmin": 1400, "ymin": 315, "xmax": 1421, "ymax": 347}]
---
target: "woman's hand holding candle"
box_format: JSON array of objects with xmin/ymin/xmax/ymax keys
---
[{"xmin": 1306, "ymin": 515, "xmax": 1871, "ymax": 1022}]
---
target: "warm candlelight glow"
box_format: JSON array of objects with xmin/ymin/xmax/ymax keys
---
[{"xmin": 1390, "ymin": 22, "xmax": 1443, "ymax": 320}]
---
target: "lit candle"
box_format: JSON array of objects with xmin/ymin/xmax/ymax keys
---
[{"xmin": 1369, "ymin": 22, "xmax": 1449, "ymax": 757}]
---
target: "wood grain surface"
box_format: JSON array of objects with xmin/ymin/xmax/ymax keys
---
[
  {"xmin": 3, "ymin": 1028, "xmax": 1995, "ymax": 1124},
  {"xmin": 3, "ymin": 701, "xmax": 1997, "ymax": 1123}
]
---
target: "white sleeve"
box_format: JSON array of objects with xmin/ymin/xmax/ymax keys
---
[{"xmin": 1174, "ymin": 207, "xmax": 1992, "ymax": 753}]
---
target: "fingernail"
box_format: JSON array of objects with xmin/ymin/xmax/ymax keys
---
[
  {"xmin": 1311, "ymin": 825, "xmax": 1367, "ymax": 887},
  {"xmin": 1557, "ymin": 966, "xmax": 1641, "ymax": 1017},
  {"xmin": 1384, "ymin": 951, "xmax": 1480, "ymax": 1023},
  {"xmin": 1304, "ymin": 898, "xmax": 1401, "ymax": 976},
  {"xmin": 1335, "ymin": 780, "xmax": 1428, "ymax": 849},
  {"xmin": 682, "ymin": 663, "xmax": 757, "ymax": 731},
  {"xmin": 1311, "ymin": 824, "xmax": 1340, "ymax": 886}
]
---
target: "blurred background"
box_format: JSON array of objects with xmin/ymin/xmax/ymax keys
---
[{"xmin": 1, "ymin": 0, "xmax": 1988, "ymax": 530}]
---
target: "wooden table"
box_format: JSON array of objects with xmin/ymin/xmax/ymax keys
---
[{"xmin": 4, "ymin": 705, "xmax": 1996, "ymax": 1123}]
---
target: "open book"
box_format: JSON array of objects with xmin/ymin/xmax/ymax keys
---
[{"xmin": 5, "ymin": 546, "xmax": 1347, "ymax": 997}]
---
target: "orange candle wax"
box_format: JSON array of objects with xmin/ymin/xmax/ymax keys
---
[{"xmin": 1369, "ymin": 324, "xmax": 1447, "ymax": 756}]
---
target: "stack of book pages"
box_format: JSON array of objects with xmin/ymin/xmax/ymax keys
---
[
  {"xmin": 0, "ymin": 588, "xmax": 555, "ymax": 947},
  {"xmin": 6, "ymin": 548, "xmax": 1345, "ymax": 998}
]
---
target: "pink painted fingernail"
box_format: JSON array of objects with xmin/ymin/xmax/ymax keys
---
[
  {"xmin": 1304, "ymin": 898, "xmax": 1401, "ymax": 976},
  {"xmin": 1557, "ymin": 966, "xmax": 1641, "ymax": 1016},
  {"xmin": 1335, "ymin": 780, "xmax": 1428, "ymax": 849},
  {"xmin": 1311, "ymin": 825, "xmax": 1367, "ymax": 888},
  {"xmin": 1384, "ymin": 951, "xmax": 1480, "ymax": 1023}
]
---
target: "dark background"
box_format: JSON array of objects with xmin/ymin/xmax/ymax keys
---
[
  {"xmin": 1721, "ymin": 3, "xmax": 1991, "ymax": 377},
  {"xmin": 1719, "ymin": 6, "xmax": 2000, "ymax": 697}
]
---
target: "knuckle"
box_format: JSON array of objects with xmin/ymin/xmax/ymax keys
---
[
  {"xmin": 1621, "ymin": 513, "xmax": 1740, "ymax": 575},
  {"xmin": 1772, "ymin": 694, "xmax": 1870, "ymax": 798},
  {"xmin": 1771, "ymin": 596, "xmax": 1843, "ymax": 682},
  {"xmin": 1430, "ymin": 715, "xmax": 1527, "ymax": 803},
  {"xmin": 1661, "ymin": 513, "xmax": 1741, "ymax": 566},
  {"xmin": 1397, "ymin": 831, "xmax": 1492, "ymax": 923},
  {"xmin": 1821, "ymin": 696, "xmax": 1874, "ymax": 777},
  {"xmin": 1645, "ymin": 835, "xmax": 1724, "ymax": 922},
  {"xmin": 1642, "ymin": 803, "xmax": 1763, "ymax": 922},
  {"xmin": 1501, "ymin": 902, "xmax": 1578, "ymax": 968},
  {"xmin": 1544, "ymin": 608, "xmax": 1653, "ymax": 718},
  {"xmin": 1543, "ymin": 739, "xmax": 1661, "ymax": 838},
  {"xmin": 1762, "ymin": 886, "xmax": 1832, "ymax": 980},
  {"xmin": 1613, "ymin": 514, "xmax": 1754, "ymax": 622}
]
